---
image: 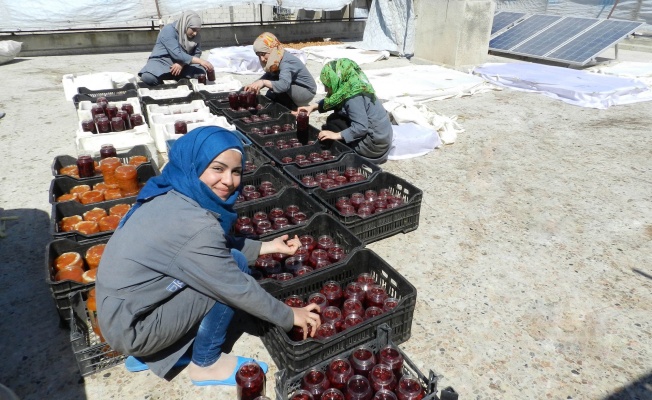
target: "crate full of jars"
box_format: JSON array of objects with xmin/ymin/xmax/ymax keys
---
[
  {"xmin": 258, "ymin": 248, "xmax": 417, "ymax": 376},
  {"xmin": 77, "ymin": 97, "xmax": 147, "ymax": 137}
]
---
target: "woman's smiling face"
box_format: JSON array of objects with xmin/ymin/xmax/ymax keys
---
[{"xmin": 199, "ymin": 149, "xmax": 242, "ymax": 201}]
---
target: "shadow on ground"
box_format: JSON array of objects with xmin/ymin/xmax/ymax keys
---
[
  {"xmin": 0, "ymin": 208, "xmax": 87, "ymax": 400},
  {"xmin": 604, "ymin": 371, "xmax": 652, "ymax": 400}
]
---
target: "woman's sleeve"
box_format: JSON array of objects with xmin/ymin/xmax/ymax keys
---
[
  {"xmin": 170, "ymin": 225, "xmax": 293, "ymax": 330},
  {"xmin": 270, "ymin": 65, "xmax": 293, "ymax": 93},
  {"xmin": 339, "ymin": 96, "xmax": 370, "ymax": 142},
  {"xmin": 159, "ymin": 25, "xmax": 193, "ymax": 65}
]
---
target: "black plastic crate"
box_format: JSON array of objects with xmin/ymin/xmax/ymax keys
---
[
  {"xmin": 51, "ymin": 145, "xmax": 156, "ymax": 178},
  {"xmin": 233, "ymin": 113, "xmax": 297, "ymax": 136},
  {"xmin": 246, "ymin": 125, "xmax": 321, "ymax": 149},
  {"xmin": 260, "ymin": 248, "xmax": 416, "ymax": 376},
  {"xmin": 222, "ymin": 102, "xmax": 291, "ymax": 122},
  {"xmin": 243, "ymin": 145, "xmax": 273, "ymax": 175},
  {"xmin": 49, "ymin": 163, "xmax": 159, "ymax": 204},
  {"xmin": 205, "ymin": 94, "xmax": 272, "ymax": 116},
  {"xmin": 275, "ymin": 325, "xmax": 442, "ymax": 399},
  {"xmin": 312, "ymin": 172, "xmax": 423, "ymax": 244},
  {"xmin": 136, "ymin": 78, "xmax": 191, "ymax": 89},
  {"xmin": 283, "ymin": 153, "xmax": 382, "ymax": 192},
  {"xmin": 73, "ymin": 89, "xmax": 139, "ymax": 109},
  {"xmin": 260, "ymin": 138, "xmax": 353, "ymax": 169},
  {"xmin": 69, "ymin": 290, "xmax": 126, "ymax": 376},
  {"xmin": 239, "ymin": 165, "xmax": 296, "ymax": 206},
  {"xmin": 45, "ymin": 236, "xmax": 110, "ymax": 322},
  {"xmin": 50, "ymin": 197, "xmax": 135, "ymax": 241},
  {"xmin": 232, "ymin": 187, "xmax": 325, "ymax": 239},
  {"xmin": 253, "ymin": 213, "xmax": 364, "ymax": 290},
  {"xmin": 139, "ymin": 91, "xmax": 205, "ymax": 124}
]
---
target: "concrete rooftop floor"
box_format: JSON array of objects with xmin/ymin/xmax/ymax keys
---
[{"xmin": 0, "ymin": 43, "xmax": 651, "ymax": 400}]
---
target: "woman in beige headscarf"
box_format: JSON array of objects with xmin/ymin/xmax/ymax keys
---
[
  {"xmin": 244, "ymin": 32, "xmax": 316, "ymax": 110},
  {"xmin": 139, "ymin": 10, "xmax": 214, "ymax": 86}
]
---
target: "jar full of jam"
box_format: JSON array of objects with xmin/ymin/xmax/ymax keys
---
[
  {"xmin": 96, "ymin": 116, "xmax": 111, "ymax": 133},
  {"xmin": 114, "ymin": 165, "xmax": 139, "ymax": 196},
  {"xmin": 86, "ymin": 288, "xmax": 104, "ymax": 340},
  {"xmin": 296, "ymin": 111, "xmax": 310, "ymax": 145},
  {"xmin": 111, "ymin": 117, "xmax": 125, "ymax": 132},
  {"xmin": 207, "ymin": 69, "xmax": 216, "ymax": 81},
  {"xmin": 117, "ymin": 110, "xmax": 131, "ymax": 130},
  {"xmin": 105, "ymin": 104, "xmax": 119, "ymax": 119},
  {"xmin": 100, "ymin": 144, "xmax": 117, "ymax": 159},
  {"xmin": 76, "ymin": 154, "xmax": 95, "ymax": 178},
  {"xmin": 81, "ymin": 119, "xmax": 97, "ymax": 134},
  {"xmin": 174, "ymin": 120, "xmax": 188, "ymax": 135},
  {"xmin": 236, "ymin": 361, "xmax": 265, "ymax": 400},
  {"xmin": 121, "ymin": 102, "xmax": 134, "ymax": 116},
  {"xmin": 130, "ymin": 113, "xmax": 144, "ymax": 127},
  {"xmin": 99, "ymin": 157, "xmax": 122, "ymax": 185}
]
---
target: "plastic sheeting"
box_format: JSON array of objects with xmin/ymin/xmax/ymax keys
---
[
  {"xmin": 206, "ymin": 45, "xmax": 307, "ymax": 74},
  {"xmin": 495, "ymin": 0, "xmax": 652, "ymax": 28},
  {"xmin": 589, "ymin": 61, "xmax": 652, "ymax": 86},
  {"xmin": 473, "ymin": 62, "xmax": 652, "ymax": 108},
  {"xmin": 0, "ymin": 0, "xmax": 353, "ymax": 31},
  {"xmin": 301, "ymin": 44, "xmax": 389, "ymax": 66},
  {"xmin": 359, "ymin": 0, "xmax": 415, "ymax": 56},
  {"xmin": 363, "ymin": 65, "xmax": 493, "ymax": 104}
]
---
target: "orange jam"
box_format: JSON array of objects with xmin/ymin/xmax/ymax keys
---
[
  {"xmin": 60, "ymin": 215, "xmax": 83, "ymax": 232},
  {"xmin": 98, "ymin": 215, "xmax": 121, "ymax": 232},
  {"xmin": 74, "ymin": 220, "xmax": 100, "ymax": 235},
  {"xmin": 80, "ymin": 190, "xmax": 105, "ymax": 205},
  {"xmin": 114, "ymin": 165, "xmax": 139, "ymax": 195},
  {"xmin": 83, "ymin": 208, "xmax": 108, "ymax": 222},
  {"xmin": 54, "ymin": 252, "xmax": 84, "ymax": 272},
  {"xmin": 99, "ymin": 157, "xmax": 123, "ymax": 185}
]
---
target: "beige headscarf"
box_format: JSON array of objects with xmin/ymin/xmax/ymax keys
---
[
  {"xmin": 253, "ymin": 32, "xmax": 285, "ymax": 73},
  {"xmin": 176, "ymin": 11, "xmax": 202, "ymax": 54}
]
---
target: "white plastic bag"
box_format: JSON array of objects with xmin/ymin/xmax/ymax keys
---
[
  {"xmin": 388, "ymin": 123, "xmax": 441, "ymax": 160},
  {"xmin": 385, "ymin": 100, "xmax": 464, "ymax": 145},
  {"xmin": 0, "ymin": 40, "xmax": 22, "ymax": 65}
]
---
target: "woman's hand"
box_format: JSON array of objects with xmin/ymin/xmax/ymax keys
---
[
  {"xmin": 260, "ymin": 234, "xmax": 301, "ymax": 255},
  {"xmin": 244, "ymin": 80, "xmax": 265, "ymax": 94},
  {"xmin": 200, "ymin": 59, "xmax": 214, "ymax": 72},
  {"xmin": 170, "ymin": 63, "xmax": 183, "ymax": 76},
  {"xmin": 318, "ymin": 130, "xmax": 342, "ymax": 141},
  {"xmin": 292, "ymin": 103, "xmax": 317, "ymax": 116},
  {"xmin": 291, "ymin": 304, "xmax": 321, "ymax": 339}
]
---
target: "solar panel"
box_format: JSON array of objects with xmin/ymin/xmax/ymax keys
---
[
  {"xmin": 490, "ymin": 15, "xmax": 562, "ymax": 51},
  {"xmin": 491, "ymin": 12, "xmax": 526, "ymax": 36},
  {"xmin": 511, "ymin": 17, "xmax": 599, "ymax": 57},
  {"xmin": 546, "ymin": 19, "xmax": 643, "ymax": 64}
]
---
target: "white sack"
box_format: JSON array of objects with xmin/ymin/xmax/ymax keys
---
[
  {"xmin": 385, "ymin": 100, "xmax": 464, "ymax": 146},
  {"xmin": 0, "ymin": 40, "xmax": 22, "ymax": 65},
  {"xmin": 388, "ymin": 123, "xmax": 441, "ymax": 160},
  {"xmin": 207, "ymin": 46, "xmax": 307, "ymax": 75},
  {"xmin": 302, "ymin": 44, "xmax": 389, "ymax": 66}
]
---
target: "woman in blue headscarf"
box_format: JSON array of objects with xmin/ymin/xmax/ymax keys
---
[{"xmin": 96, "ymin": 126, "xmax": 320, "ymax": 385}]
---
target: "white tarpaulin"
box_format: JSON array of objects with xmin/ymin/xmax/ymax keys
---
[
  {"xmin": 0, "ymin": 0, "xmax": 353, "ymax": 31},
  {"xmin": 359, "ymin": 0, "xmax": 415, "ymax": 56},
  {"xmin": 363, "ymin": 65, "xmax": 494, "ymax": 104},
  {"xmin": 473, "ymin": 62, "xmax": 652, "ymax": 109},
  {"xmin": 301, "ymin": 44, "xmax": 389, "ymax": 66},
  {"xmin": 206, "ymin": 45, "xmax": 307, "ymax": 74},
  {"xmin": 589, "ymin": 61, "xmax": 652, "ymax": 86}
]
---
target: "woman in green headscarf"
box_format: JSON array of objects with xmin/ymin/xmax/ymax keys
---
[{"xmin": 297, "ymin": 58, "xmax": 393, "ymax": 164}]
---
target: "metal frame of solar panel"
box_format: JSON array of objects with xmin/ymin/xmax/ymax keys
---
[
  {"xmin": 491, "ymin": 11, "xmax": 526, "ymax": 37},
  {"xmin": 489, "ymin": 14, "xmax": 644, "ymax": 66}
]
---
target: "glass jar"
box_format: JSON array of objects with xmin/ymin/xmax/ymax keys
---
[
  {"xmin": 99, "ymin": 144, "xmax": 117, "ymax": 159},
  {"xmin": 342, "ymin": 313, "xmax": 364, "ymax": 330},
  {"xmin": 372, "ymin": 390, "xmax": 398, "ymax": 400},
  {"xmin": 301, "ymin": 368, "xmax": 330, "ymax": 399},
  {"xmin": 378, "ymin": 345, "xmax": 404, "ymax": 380},
  {"xmin": 228, "ymin": 91, "xmax": 240, "ymax": 110},
  {"xmin": 289, "ymin": 389, "xmax": 314, "ymax": 400},
  {"xmin": 90, "ymin": 104, "xmax": 105, "ymax": 119},
  {"xmin": 314, "ymin": 322, "xmax": 337, "ymax": 341},
  {"xmin": 81, "ymin": 119, "xmax": 97, "ymax": 133},
  {"xmin": 207, "ymin": 69, "xmax": 216, "ymax": 82},
  {"xmin": 114, "ymin": 165, "xmax": 139, "ymax": 196},
  {"xmin": 364, "ymin": 306, "xmax": 383, "ymax": 320},
  {"xmin": 342, "ymin": 299, "xmax": 364, "ymax": 318},
  {"xmin": 197, "ymin": 74, "xmax": 207, "ymax": 84},
  {"xmin": 307, "ymin": 293, "xmax": 328, "ymax": 313},
  {"xmin": 396, "ymin": 377, "xmax": 425, "ymax": 400},
  {"xmin": 321, "ymin": 388, "xmax": 345, "ymax": 400},
  {"xmin": 366, "ymin": 285, "xmax": 388, "ymax": 309},
  {"xmin": 111, "ymin": 117, "xmax": 125, "ymax": 132},
  {"xmin": 327, "ymin": 245, "xmax": 346, "ymax": 263},
  {"xmin": 383, "ymin": 298, "xmax": 399, "ymax": 312},
  {"xmin": 174, "ymin": 120, "xmax": 187, "ymax": 135},
  {"xmin": 296, "ymin": 111, "xmax": 310, "ymax": 145},
  {"xmin": 349, "ymin": 346, "xmax": 376, "ymax": 379},
  {"xmin": 76, "ymin": 154, "xmax": 95, "ymax": 178},
  {"xmin": 121, "ymin": 103, "xmax": 134, "ymax": 116},
  {"xmin": 105, "ymin": 104, "xmax": 119, "ymax": 119},
  {"xmin": 345, "ymin": 375, "xmax": 372, "ymax": 400},
  {"xmin": 96, "ymin": 116, "xmax": 111, "ymax": 133},
  {"xmin": 236, "ymin": 361, "xmax": 266, "ymax": 400},
  {"xmin": 321, "ymin": 306, "xmax": 343, "ymax": 331},
  {"xmin": 370, "ymin": 364, "xmax": 397, "ymax": 393},
  {"xmin": 129, "ymin": 113, "xmax": 144, "ymax": 127},
  {"xmin": 320, "ymin": 281, "xmax": 343, "ymax": 308},
  {"xmin": 246, "ymin": 91, "xmax": 257, "ymax": 108},
  {"xmin": 326, "ymin": 358, "xmax": 353, "ymax": 392},
  {"xmin": 117, "ymin": 110, "xmax": 131, "ymax": 130}
]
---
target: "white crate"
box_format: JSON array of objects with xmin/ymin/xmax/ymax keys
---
[
  {"xmin": 76, "ymin": 128, "xmax": 158, "ymax": 167},
  {"xmin": 138, "ymin": 87, "xmax": 193, "ymax": 100},
  {"xmin": 76, "ymin": 97, "xmax": 143, "ymax": 123},
  {"xmin": 151, "ymin": 113, "xmax": 235, "ymax": 153},
  {"xmin": 145, "ymin": 100, "xmax": 209, "ymax": 127},
  {"xmin": 191, "ymin": 75, "xmax": 243, "ymax": 93}
]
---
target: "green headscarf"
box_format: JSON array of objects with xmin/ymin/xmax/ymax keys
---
[{"xmin": 320, "ymin": 58, "xmax": 376, "ymax": 111}]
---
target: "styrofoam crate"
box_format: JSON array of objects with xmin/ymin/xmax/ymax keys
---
[
  {"xmin": 151, "ymin": 113, "xmax": 234, "ymax": 153},
  {"xmin": 76, "ymin": 128, "xmax": 158, "ymax": 166},
  {"xmin": 191, "ymin": 75, "xmax": 243, "ymax": 94},
  {"xmin": 145, "ymin": 100, "xmax": 209, "ymax": 126},
  {"xmin": 137, "ymin": 87, "xmax": 193, "ymax": 100},
  {"xmin": 76, "ymin": 98, "xmax": 143, "ymax": 124}
]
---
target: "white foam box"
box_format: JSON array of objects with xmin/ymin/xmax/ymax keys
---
[
  {"xmin": 150, "ymin": 113, "xmax": 234, "ymax": 153},
  {"xmin": 76, "ymin": 97, "xmax": 143, "ymax": 123},
  {"xmin": 191, "ymin": 75, "xmax": 242, "ymax": 93},
  {"xmin": 138, "ymin": 87, "xmax": 193, "ymax": 100},
  {"xmin": 145, "ymin": 100, "xmax": 209, "ymax": 127},
  {"xmin": 62, "ymin": 72, "xmax": 137, "ymax": 101},
  {"xmin": 76, "ymin": 126, "xmax": 158, "ymax": 167}
]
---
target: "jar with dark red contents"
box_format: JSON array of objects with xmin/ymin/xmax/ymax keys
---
[
  {"xmin": 366, "ymin": 285, "xmax": 388, "ymax": 309},
  {"xmin": 284, "ymin": 295, "xmax": 305, "ymax": 308},
  {"xmin": 289, "ymin": 325, "xmax": 305, "ymax": 342},
  {"xmin": 314, "ymin": 322, "xmax": 337, "ymax": 341},
  {"xmin": 378, "ymin": 345, "xmax": 404, "ymax": 380},
  {"xmin": 96, "ymin": 97, "xmax": 108, "ymax": 110},
  {"xmin": 255, "ymin": 257, "xmax": 282, "ymax": 278},
  {"xmin": 244, "ymin": 191, "xmax": 262, "ymax": 201},
  {"xmin": 344, "ymin": 167, "xmax": 358, "ymax": 179},
  {"xmin": 350, "ymin": 193, "xmax": 365, "ymax": 209},
  {"xmin": 130, "ymin": 113, "xmax": 144, "ymax": 127},
  {"xmin": 207, "ymin": 69, "xmax": 216, "ymax": 81},
  {"xmin": 322, "ymin": 388, "xmax": 345, "ymax": 400},
  {"xmin": 228, "ymin": 92, "xmax": 240, "ymax": 110},
  {"xmin": 238, "ymin": 91, "xmax": 248, "ymax": 108},
  {"xmin": 275, "ymin": 272, "xmax": 294, "ymax": 281},
  {"xmin": 349, "ymin": 346, "xmax": 377, "ymax": 379},
  {"xmin": 289, "ymin": 389, "xmax": 314, "ymax": 400},
  {"xmin": 174, "ymin": 120, "xmax": 187, "ymax": 135},
  {"xmin": 117, "ymin": 110, "xmax": 131, "ymax": 130},
  {"xmin": 110, "ymin": 117, "xmax": 125, "ymax": 132},
  {"xmin": 342, "ymin": 313, "xmax": 364, "ymax": 330},
  {"xmin": 307, "ymin": 293, "xmax": 328, "ymax": 313},
  {"xmin": 235, "ymin": 361, "xmax": 265, "ymax": 400},
  {"xmin": 291, "ymin": 212, "xmax": 308, "ymax": 225},
  {"xmin": 339, "ymin": 204, "xmax": 356, "ymax": 217},
  {"xmin": 106, "ymin": 104, "xmax": 119, "ymax": 119},
  {"xmin": 284, "ymin": 255, "xmax": 308, "ymax": 276},
  {"xmin": 261, "ymin": 187, "xmax": 277, "ymax": 197},
  {"xmin": 326, "ymin": 358, "xmax": 353, "ymax": 392},
  {"xmin": 261, "ymin": 126, "xmax": 273, "ymax": 135},
  {"xmin": 256, "ymin": 220, "xmax": 273, "ymax": 235},
  {"xmin": 321, "ymin": 306, "xmax": 343, "ymax": 331},
  {"xmin": 345, "ymin": 375, "xmax": 373, "ymax": 400},
  {"xmin": 281, "ymin": 156, "xmax": 294, "ymax": 164},
  {"xmin": 309, "ymin": 249, "xmax": 329, "ymax": 268},
  {"xmin": 296, "ymin": 111, "xmax": 310, "ymax": 145},
  {"xmin": 342, "ymin": 299, "xmax": 364, "ymax": 318},
  {"xmin": 301, "ymin": 368, "xmax": 330, "ymax": 398},
  {"xmin": 314, "ymin": 258, "xmax": 332, "ymax": 269},
  {"xmin": 121, "ymin": 102, "xmax": 134, "ymax": 116},
  {"xmin": 81, "ymin": 119, "xmax": 97, "ymax": 133},
  {"xmin": 326, "ymin": 169, "xmax": 340, "ymax": 180},
  {"xmin": 349, "ymin": 174, "xmax": 367, "ymax": 183},
  {"xmin": 357, "ymin": 205, "xmax": 374, "ymax": 218},
  {"xmin": 252, "ymin": 211, "xmax": 268, "ymax": 226},
  {"xmin": 76, "ymin": 154, "xmax": 95, "ymax": 178},
  {"xmin": 372, "ymin": 389, "xmax": 398, "ymax": 400},
  {"xmin": 327, "ymin": 244, "xmax": 346, "ymax": 263},
  {"xmin": 344, "ymin": 282, "xmax": 366, "ymax": 303},
  {"xmin": 364, "ymin": 306, "xmax": 383, "ymax": 320},
  {"xmin": 383, "ymin": 297, "xmax": 399, "ymax": 312},
  {"xmin": 334, "ymin": 176, "xmax": 349, "ymax": 186},
  {"xmin": 197, "ymin": 74, "xmax": 207, "ymax": 84},
  {"xmin": 246, "ymin": 91, "xmax": 257, "ymax": 108},
  {"xmin": 301, "ymin": 176, "xmax": 318, "ymax": 187},
  {"xmin": 236, "ymin": 216, "xmax": 252, "ymax": 227},
  {"xmin": 282, "ymin": 123, "xmax": 294, "ymax": 132},
  {"xmin": 272, "ymin": 217, "xmax": 290, "ymax": 231},
  {"xmin": 271, "ymin": 252, "xmax": 289, "ymax": 266},
  {"xmin": 317, "ymin": 235, "xmax": 334, "ymax": 251},
  {"xmin": 320, "ymin": 281, "xmax": 343, "ymax": 308},
  {"xmin": 238, "ymin": 224, "xmax": 256, "ymax": 237},
  {"xmin": 91, "ymin": 104, "xmax": 105, "ymax": 119},
  {"xmin": 296, "ymin": 265, "xmax": 313, "ymax": 276},
  {"xmin": 396, "ymin": 376, "xmax": 425, "ymax": 400},
  {"xmin": 100, "ymin": 144, "xmax": 117, "ymax": 159},
  {"xmin": 370, "ymin": 364, "xmax": 398, "ymax": 393}
]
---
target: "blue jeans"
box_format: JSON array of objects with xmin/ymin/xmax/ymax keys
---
[{"xmin": 191, "ymin": 249, "xmax": 251, "ymax": 367}]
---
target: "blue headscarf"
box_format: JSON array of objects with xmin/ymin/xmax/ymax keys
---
[{"xmin": 119, "ymin": 126, "xmax": 245, "ymax": 232}]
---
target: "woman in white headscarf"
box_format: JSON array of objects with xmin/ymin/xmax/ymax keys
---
[{"xmin": 139, "ymin": 11, "xmax": 214, "ymax": 86}]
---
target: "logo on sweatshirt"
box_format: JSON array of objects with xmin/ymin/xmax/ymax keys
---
[{"xmin": 166, "ymin": 279, "xmax": 187, "ymax": 292}]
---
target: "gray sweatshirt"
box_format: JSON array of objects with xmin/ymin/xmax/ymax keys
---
[
  {"xmin": 261, "ymin": 51, "xmax": 317, "ymax": 94},
  {"xmin": 96, "ymin": 190, "xmax": 293, "ymax": 377}
]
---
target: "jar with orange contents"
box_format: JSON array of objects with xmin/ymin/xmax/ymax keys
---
[
  {"xmin": 128, "ymin": 155, "xmax": 148, "ymax": 166},
  {"xmin": 114, "ymin": 165, "xmax": 139, "ymax": 196},
  {"xmin": 86, "ymin": 289, "xmax": 104, "ymax": 340},
  {"xmin": 99, "ymin": 157, "xmax": 122, "ymax": 185},
  {"xmin": 80, "ymin": 190, "xmax": 105, "ymax": 205}
]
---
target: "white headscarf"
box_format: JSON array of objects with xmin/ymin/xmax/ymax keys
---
[{"xmin": 175, "ymin": 11, "xmax": 202, "ymax": 54}]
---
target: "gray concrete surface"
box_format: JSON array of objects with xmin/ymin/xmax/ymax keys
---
[{"xmin": 0, "ymin": 42, "xmax": 651, "ymax": 400}]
